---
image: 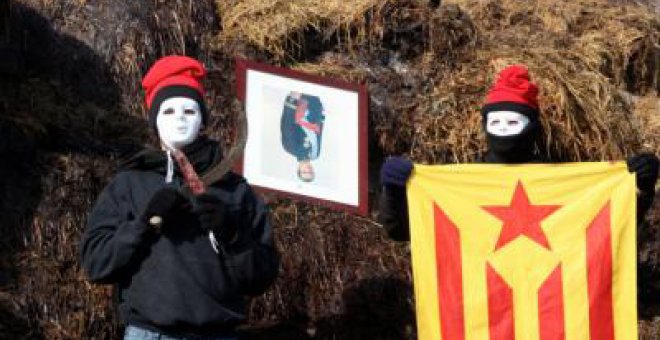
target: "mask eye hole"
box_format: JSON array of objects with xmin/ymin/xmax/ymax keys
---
[
  {"xmin": 162, "ymin": 108, "xmax": 174, "ymax": 115},
  {"xmin": 184, "ymin": 109, "xmax": 196, "ymax": 115},
  {"xmin": 507, "ymin": 120, "xmax": 519, "ymax": 126},
  {"xmin": 489, "ymin": 119, "xmax": 500, "ymax": 126}
]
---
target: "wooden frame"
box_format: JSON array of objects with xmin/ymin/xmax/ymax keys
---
[{"xmin": 235, "ymin": 58, "xmax": 369, "ymax": 216}]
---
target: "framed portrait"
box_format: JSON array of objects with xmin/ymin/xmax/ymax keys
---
[{"xmin": 235, "ymin": 58, "xmax": 368, "ymax": 216}]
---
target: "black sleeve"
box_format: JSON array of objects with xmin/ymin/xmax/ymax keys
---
[
  {"xmin": 220, "ymin": 186, "xmax": 280, "ymax": 296},
  {"xmin": 378, "ymin": 184, "xmax": 411, "ymax": 241},
  {"xmin": 636, "ymin": 190, "xmax": 655, "ymax": 226},
  {"xmin": 79, "ymin": 174, "xmax": 151, "ymax": 284}
]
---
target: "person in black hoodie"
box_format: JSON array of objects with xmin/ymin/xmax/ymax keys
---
[
  {"xmin": 378, "ymin": 65, "xmax": 658, "ymax": 241},
  {"xmin": 80, "ymin": 55, "xmax": 279, "ymax": 340}
]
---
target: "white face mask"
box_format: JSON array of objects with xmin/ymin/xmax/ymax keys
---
[
  {"xmin": 486, "ymin": 110, "xmax": 530, "ymax": 136},
  {"xmin": 156, "ymin": 97, "xmax": 203, "ymax": 149}
]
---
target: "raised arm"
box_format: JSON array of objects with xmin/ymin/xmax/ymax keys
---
[
  {"xmin": 377, "ymin": 157, "xmax": 414, "ymax": 241},
  {"xmin": 627, "ymin": 153, "xmax": 659, "ymax": 224},
  {"xmin": 80, "ymin": 174, "xmax": 184, "ymax": 283},
  {"xmin": 194, "ymin": 182, "xmax": 280, "ymax": 296}
]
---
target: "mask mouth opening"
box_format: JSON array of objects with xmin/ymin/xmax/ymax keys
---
[{"xmin": 158, "ymin": 128, "xmax": 201, "ymax": 150}]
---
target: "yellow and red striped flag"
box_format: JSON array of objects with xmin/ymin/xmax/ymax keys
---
[{"xmin": 407, "ymin": 162, "xmax": 637, "ymax": 340}]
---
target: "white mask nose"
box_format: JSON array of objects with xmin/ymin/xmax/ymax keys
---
[
  {"xmin": 174, "ymin": 111, "xmax": 187, "ymax": 120},
  {"xmin": 156, "ymin": 97, "xmax": 203, "ymax": 149}
]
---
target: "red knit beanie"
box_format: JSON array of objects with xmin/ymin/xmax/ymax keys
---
[
  {"xmin": 481, "ymin": 65, "xmax": 539, "ymax": 119},
  {"xmin": 141, "ymin": 55, "xmax": 208, "ymax": 131}
]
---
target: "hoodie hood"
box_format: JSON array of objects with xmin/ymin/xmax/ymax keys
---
[{"xmin": 119, "ymin": 136, "xmax": 222, "ymax": 176}]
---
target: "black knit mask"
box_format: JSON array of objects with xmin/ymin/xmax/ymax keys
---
[{"xmin": 484, "ymin": 119, "xmax": 541, "ymax": 163}]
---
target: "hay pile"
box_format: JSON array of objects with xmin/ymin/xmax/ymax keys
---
[
  {"xmin": 218, "ymin": 0, "xmax": 389, "ymax": 59},
  {"xmin": 0, "ymin": 0, "xmax": 658, "ymax": 338}
]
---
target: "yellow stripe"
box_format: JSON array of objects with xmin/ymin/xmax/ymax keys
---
[
  {"xmin": 611, "ymin": 174, "xmax": 637, "ymax": 338},
  {"xmin": 408, "ymin": 176, "xmax": 441, "ymax": 340}
]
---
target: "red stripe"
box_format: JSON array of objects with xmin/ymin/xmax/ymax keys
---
[
  {"xmin": 538, "ymin": 265, "xmax": 565, "ymax": 340},
  {"xmin": 487, "ymin": 264, "xmax": 514, "ymax": 340},
  {"xmin": 434, "ymin": 203, "xmax": 465, "ymax": 340},
  {"xmin": 586, "ymin": 202, "xmax": 614, "ymax": 340}
]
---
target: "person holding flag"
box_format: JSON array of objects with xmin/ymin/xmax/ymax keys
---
[
  {"xmin": 80, "ymin": 55, "xmax": 279, "ymax": 340},
  {"xmin": 378, "ymin": 64, "xmax": 658, "ymax": 241},
  {"xmin": 378, "ymin": 64, "xmax": 657, "ymax": 339}
]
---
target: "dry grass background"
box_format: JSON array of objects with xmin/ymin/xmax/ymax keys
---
[{"xmin": 0, "ymin": 0, "xmax": 658, "ymax": 338}]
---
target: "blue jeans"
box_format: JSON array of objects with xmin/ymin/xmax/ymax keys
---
[{"xmin": 124, "ymin": 325, "xmax": 237, "ymax": 340}]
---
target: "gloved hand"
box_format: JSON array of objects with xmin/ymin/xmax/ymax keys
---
[
  {"xmin": 140, "ymin": 187, "xmax": 186, "ymax": 226},
  {"xmin": 627, "ymin": 153, "xmax": 659, "ymax": 194},
  {"xmin": 193, "ymin": 193, "xmax": 237, "ymax": 242},
  {"xmin": 380, "ymin": 156, "xmax": 414, "ymax": 187}
]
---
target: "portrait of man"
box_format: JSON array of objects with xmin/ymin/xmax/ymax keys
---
[
  {"xmin": 280, "ymin": 92, "xmax": 325, "ymax": 182},
  {"xmin": 239, "ymin": 59, "xmax": 367, "ymax": 214}
]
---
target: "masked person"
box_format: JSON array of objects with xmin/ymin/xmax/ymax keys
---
[
  {"xmin": 80, "ymin": 55, "xmax": 279, "ymax": 340},
  {"xmin": 379, "ymin": 65, "xmax": 658, "ymax": 241},
  {"xmin": 280, "ymin": 92, "xmax": 325, "ymax": 182}
]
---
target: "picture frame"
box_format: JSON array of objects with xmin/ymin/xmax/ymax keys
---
[{"xmin": 235, "ymin": 58, "xmax": 369, "ymax": 216}]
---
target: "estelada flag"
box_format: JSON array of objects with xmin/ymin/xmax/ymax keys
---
[{"xmin": 407, "ymin": 162, "xmax": 636, "ymax": 340}]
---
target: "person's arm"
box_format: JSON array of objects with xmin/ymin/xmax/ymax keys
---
[
  {"xmin": 80, "ymin": 174, "xmax": 149, "ymax": 283},
  {"xmin": 637, "ymin": 191, "xmax": 654, "ymax": 224},
  {"xmin": 378, "ymin": 184, "xmax": 411, "ymax": 241},
  {"xmin": 377, "ymin": 157, "xmax": 414, "ymax": 241},
  {"xmin": 195, "ymin": 185, "xmax": 279, "ymax": 296},
  {"xmin": 627, "ymin": 153, "xmax": 658, "ymax": 224},
  {"xmin": 80, "ymin": 174, "xmax": 184, "ymax": 283},
  {"xmin": 224, "ymin": 193, "xmax": 279, "ymax": 296}
]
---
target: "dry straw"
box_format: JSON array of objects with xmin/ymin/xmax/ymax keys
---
[{"xmin": 218, "ymin": 0, "xmax": 418, "ymax": 58}]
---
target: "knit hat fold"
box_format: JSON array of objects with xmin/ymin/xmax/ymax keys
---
[{"xmin": 481, "ymin": 65, "xmax": 539, "ymax": 119}]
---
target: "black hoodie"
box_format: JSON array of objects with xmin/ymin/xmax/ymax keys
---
[{"xmin": 80, "ymin": 137, "xmax": 279, "ymax": 336}]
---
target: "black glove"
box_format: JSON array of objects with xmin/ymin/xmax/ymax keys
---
[
  {"xmin": 140, "ymin": 187, "xmax": 186, "ymax": 226},
  {"xmin": 193, "ymin": 193, "xmax": 237, "ymax": 242},
  {"xmin": 627, "ymin": 153, "xmax": 659, "ymax": 194},
  {"xmin": 380, "ymin": 156, "xmax": 414, "ymax": 187}
]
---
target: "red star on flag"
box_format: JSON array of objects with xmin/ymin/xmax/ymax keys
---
[{"xmin": 483, "ymin": 181, "xmax": 561, "ymax": 251}]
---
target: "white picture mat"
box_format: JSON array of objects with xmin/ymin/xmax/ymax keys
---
[{"xmin": 242, "ymin": 69, "xmax": 360, "ymax": 206}]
